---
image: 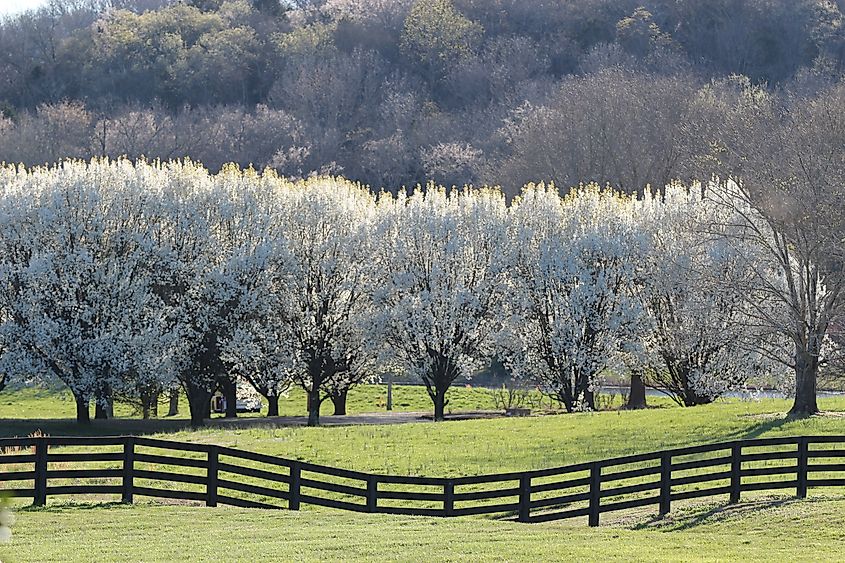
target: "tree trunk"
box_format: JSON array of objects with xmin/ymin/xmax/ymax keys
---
[
  {"xmin": 558, "ymin": 390, "xmax": 575, "ymax": 413},
  {"xmin": 433, "ymin": 387, "xmax": 446, "ymax": 421},
  {"xmin": 95, "ymin": 401, "xmax": 108, "ymax": 419},
  {"xmin": 75, "ymin": 395, "xmax": 90, "ymax": 425},
  {"xmin": 267, "ymin": 394, "xmax": 280, "ymax": 417},
  {"xmin": 307, "ymin": 387, "xmax": 321, "ymax": 427},
  {"xmin": 583, "ymin": 388, "xmax": 596, "ymax": 411},
  {"xmin": 386, "ymin": 375, "xmax": 393, "ymax": 411},
  {"xmin": 184, "ymin": 381, "xmax": 212, "ymax": 428},
  {"xmin": 626, "ymin": 372, "xmax": 647, "ymax": 409},
  {"xmin": 151, "ymin": 392, "xmax": 159, "ymax": 418},
  {"xmin": 167, "ymin": 389, "xmax": 179, "ymax": 416},
  {"xmin": 221, "ymin": 378, "xmax": 238, "ymax": 418},
  {"xmin": 140, "ymin": 389, "xmax": 155, "ymax": 420},
  {"xmin": 790, "ymin": 349, "xmax": 819, "ymax": 416},
  {"xmin": 331, "ymin": 389, "xmax": 348, "ymax": 416}
]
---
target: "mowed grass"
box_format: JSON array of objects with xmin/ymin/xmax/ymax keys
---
[
  {"xmin": 2, "ymin": 387, "xmax": 845, "ymax": 561},
  {"xmin": 4, "ymin": 496, "xmax": 845, "ymax": 562},
  {"xmin": 0, "ymin": 382, "xmax": 513, "ymax": 420},
  {"xmin": 123, "ymin": 395, "xmax": 845, "ymax": 477},
  {"xmin": 0, "ymin": 386, "xmax": 842, "ymax": 476}
]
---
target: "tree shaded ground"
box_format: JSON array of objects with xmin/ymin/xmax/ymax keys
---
[{"xmin": 0, "ymin": 384, "xmax": 566, "ymax": 436}]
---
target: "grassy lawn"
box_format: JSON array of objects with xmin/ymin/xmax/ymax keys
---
[
  {"xmin": 3, "ymin": 496, "xmax": 845, "ymax": 562},
  {"xmin": 1, "ymin": 386, "xmax": 844, "ymax": 561},
  {"xmin": 0, "ymin": 386, "xmax": 843, "ymax": 475},
  {"xmin": 0, "ymin": 382, "xmax": 520, "ymax": 419}
]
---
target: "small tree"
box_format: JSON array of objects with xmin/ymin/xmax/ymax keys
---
[
  {"xmin": 400, "ymin": 0, "xmax": 483, "ymax": 81},
  {"xmin": 263, "ymin": 177, "xmax": 379, "ymax": 426},
  {"xmin": 374, "ymin": 186, "xmax": 509, "ymax": 421},
  {"xmin": 502, "ymin": 184, "xmax": 646, "ymax": 412},
  {"xmin": 634, "ymin": 184, "xmax": 773, "ymax": 406}
]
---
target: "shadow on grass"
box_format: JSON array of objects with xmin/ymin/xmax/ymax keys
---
[
  {"xmin": 19, "ymin": 501, "xmax": 129, "ymax": 513},
  {"xmin": 715, "ymin": 410, "xmax": 818, "ymax": 443},
  {"xmin": 0, "ymin": 417, "xmax": 197, "ymax": 439},
  {"xmin": 632, "ymin": 496, "xmax": 816, "ymax": 532}
]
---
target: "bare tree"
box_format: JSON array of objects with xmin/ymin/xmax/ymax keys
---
[{"xmin": 710, "ymin": 83, "xmax": 845, "ymax": 415}]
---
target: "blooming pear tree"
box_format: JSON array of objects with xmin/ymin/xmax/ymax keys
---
[
  {"xmin": 216, "ymin": 168, "xmax": 294, "ymax": 418},
  {"xmin": 632, "ymin": 184, "xmax": 777, "ymax": 406},
  {"xmin": 502, "ymin": 185, "xmax": 647, "ymax": 412},
  {"xmin": 256, "ymin": 178, "xmax": 380, "ymax": 426},
  {"xmin": 0, "ymin": 160, "xmax": 177, "ymax": 423},
  {"xmin": 143, "ymin": 161, "xmax": 252, "ymax": 426},
  {"xmin": 374, "ymin": 187, "xmax": 510, "ymax": 421}
]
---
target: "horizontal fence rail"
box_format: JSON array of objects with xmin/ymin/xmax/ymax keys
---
[{"xmin": 1, "ymin": 435, "xmax": 844, "ymax": 525}]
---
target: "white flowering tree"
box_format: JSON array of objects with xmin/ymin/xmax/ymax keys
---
[
  {"xmin": 252, "ymin": 177, "xmax": 380, "ymax": 426},
  {"xmin": 374, "ymin": 186, "xmax": 510, "ymax": 421},
  {"xmin": 216, "ymin": 168, "xmax": 293, "ymax": 418},
  {"xmin": 502, "ymin": 185, "xmax": 646, "ymax": 412},
  {"xmin": 632, "ymin": 184, "xmax": 776, "ymax": 406},
  {"xmin": 143, "ymin": 160, "xmax": 245, "ymax": 427},
  {"xmin": 0, "ymin": 160, "xmax": 177, "ymax": 424}
]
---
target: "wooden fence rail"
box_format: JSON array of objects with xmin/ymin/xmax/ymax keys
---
[{"xmin": 1, "ymin": 435, "xmax": 844, "ymax": 525}]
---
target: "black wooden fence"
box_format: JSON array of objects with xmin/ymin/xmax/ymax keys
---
[{"xmin": 2, "ymin": 435, "xmax": 845, "ymax": 525}]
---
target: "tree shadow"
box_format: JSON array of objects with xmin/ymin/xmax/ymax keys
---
[
  {"xmin": 633, "ymin": 496, "xmax": 803, "ymax": 532},
  {"xmin": 735, "ymin": 414, "xmax": 793, "ymax": 439},
  {"xmin": 20, "ymin": 501, "xmax": 129, "ymax": 513}
]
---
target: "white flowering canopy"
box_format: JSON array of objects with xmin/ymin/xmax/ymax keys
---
[
  {"xmin": 502, "ymin": 184, "xmax": 648, "ymax": 412},
  {"xmin": 632, "ymin": 183, "xmax": 782, "ymax": 406},
  {"xmin": 373, "ymin": 186, "xmax": 510, "ymax": 419},
  {"xmin": 0, "ymin": 159, "xmax": 810, "ymax": 422}
]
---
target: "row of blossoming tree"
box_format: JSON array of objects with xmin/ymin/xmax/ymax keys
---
[{"xmin": 0, "ymin": 159, "xmax": 841, "ymax": 426}]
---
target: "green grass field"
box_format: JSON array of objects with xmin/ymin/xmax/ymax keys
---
[
  {"xmin": 1, "ymin": 385, "xmax": 845, "ymax": 561},
  {"xmin": 4, "ymin": 496, "xmax": 845, "ymax": 562},
  {"xmin": 0, "ymin": 382, "xmax": 509, "ymax": 419}
]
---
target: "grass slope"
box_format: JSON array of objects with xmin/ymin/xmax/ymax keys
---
[
  {"xmin": 4, "ymin": 496, "xmax": 845, "ymax": 562},
  {"xmin": 2, "ymin": 388, "xmax": 845, "ymax": 561}
]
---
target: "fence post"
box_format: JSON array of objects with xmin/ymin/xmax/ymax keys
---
[
  {"xmin": 518, "ymin": 474, "xmax": 531, "ymax": 523},
  {"xmin": 366, "ymin": 476, "xmax": 378, "ymax": 513},
  {"xmin": 730, "ymin": 443, "xmax": 742, "ymax": 504},
  {"xmin": 443, "ymin": 480, "xmax": 454, "ymax": 517},
  {"xmin": 122, "ymin": 437, "xmax": 135, "ymax": 504},
  {"xmin": 659, "ymin": 452, "xmax": 671, "ymax": 517},
  {"xmin": 588, "ymin": 462, "xmax": 601, "ymax": 527},
  {"xmin": 289, "ymin": 461, "xmax": 301, "ymax": 511},
  {"xmin": 206, "ymin": 445, "xmax": 218, "ymax": 507},
  {"xmin": 33, "ymin": 437, "xmax": 48, "ymax": 507},
  {"xmin": 797, "ymin": 437, "xmax": 808, "ymax": 499}
]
